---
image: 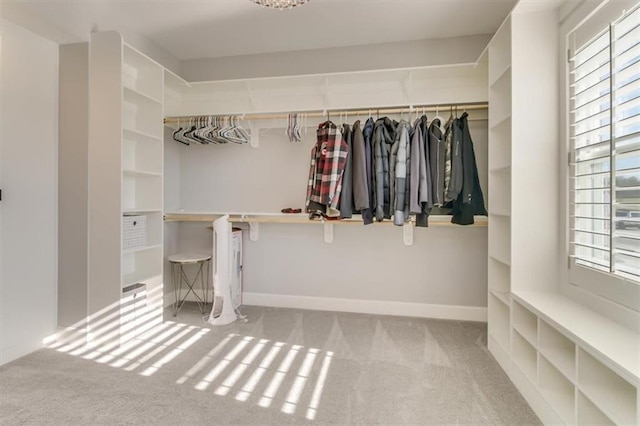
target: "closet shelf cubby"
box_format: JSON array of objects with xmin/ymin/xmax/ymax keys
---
[
  {"xmin": 488, "ymin": 292, "xmax": 510, "ymax": 353},
  {"xmin": 539, "ymin": 355, "xmax": 576, "ymax": 424},
  {"xmin": 513, "ymin": 301, "xmax": 538, "ymax": 346},
  {"xmin": 513, "ymin": 291, "xmax": 639, "ymax": 387},
  {"xmin": 539, "ymin": 320, "xmax": 576, "ymax": 383},
  {"xmin": 489, "ymin": 65, "xmax": 512, "ymax": 90},
  {"xmin": 489, "ymin": 114, "xmax": 511, "ymax": 132},
  {"xmin": 512, "ymin": 330, "xmax": 537, "ymax": 383}
]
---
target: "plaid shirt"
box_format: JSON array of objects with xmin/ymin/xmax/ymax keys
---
[{"xmin": 306, "ymin": 121, "xmax": 348, "ymax": 214}]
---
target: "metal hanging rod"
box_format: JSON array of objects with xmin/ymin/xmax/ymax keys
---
[{"xmin": 163, "ymin": 102, "xmax": 488, "ymax": 124}]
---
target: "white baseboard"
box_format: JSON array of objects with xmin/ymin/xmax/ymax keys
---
[{"xmin": 242, "ymin": 292, "xmax": 487, "ymax": 322}]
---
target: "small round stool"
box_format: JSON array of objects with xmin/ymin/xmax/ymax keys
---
[{"xmin": 168, "ymin": 253, "xmax": 212, "ymax": 316}]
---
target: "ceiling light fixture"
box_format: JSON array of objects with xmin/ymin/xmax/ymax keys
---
[{"xmin": 250, "ymin": 0, "xmax": 310, "ymax": 10}]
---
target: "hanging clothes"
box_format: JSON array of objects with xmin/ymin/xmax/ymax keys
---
[
  {"xmin": 446, "ymin": 116, "xmax": 464, "ymax": 203},
  {"xmin": 451, "ymin": 112, "xmax": 488, "ymax": 225},
  {"xmin": 339, "ymin": 123, "xmax": 354, "ymax": 219},
  {"xmin": 443, "ymin": 115, "xmax": 453, "ymax": 201},
  {"xmin": 391, "ymin": 120, "xmax": 412, "ymax": 226},
  {"xmin": 372, "ymin": 117, "xmax": 397, "ymax": 221},
  {"xmin": 428, "ymin": 118, "xmax": 446, "ymax": 207},
  {"xmin": 352, "ymin": 120, "xmax": 374, "ymax": 225},
  {"xmin": 306, "ymin": 121, "xmax": 348, "ymax": 218},
  {"xmin": 363, "ymin": 118, "xmax": 375, "ymax": 215},
  {"xmin": 410, "ymin": 117, "xmax": 429, "ymax": 227}
]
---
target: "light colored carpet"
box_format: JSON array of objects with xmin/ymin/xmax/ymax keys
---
[{"xmin": 0, "ymin": 304, "xmax": 540, "ymax": 425}]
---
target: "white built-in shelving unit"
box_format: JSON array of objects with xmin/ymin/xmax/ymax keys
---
[
  {"xmin": 88, "ymin": 32, "xmax": 164, "ymax": 344},
  {"xmin": 487, "ymin": 13, "xmax": 513, "ymax": 360},
  {"xmin": 486, "ymin": 6, "xmax": 639, "ymax": 425}
]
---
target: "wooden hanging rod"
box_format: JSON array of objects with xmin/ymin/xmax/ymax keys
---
[{"xmin": 163, "ymin": 103, "xmax": 488, "ymax": 124}]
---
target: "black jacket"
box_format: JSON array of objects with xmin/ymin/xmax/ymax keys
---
[{"xmin": 451, "ymin": 112, "xmax": 488, "ymax": 225}]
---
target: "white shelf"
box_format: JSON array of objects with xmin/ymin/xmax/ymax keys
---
[
  {"xmin": 512, "ymin": 330, "xmax": 537, "ymax": 384},
  {"xmin": 488, "ymin": 215, "xmax": 511, "ymax": 266},
  {"xmin": 489, "ymin": 114, "xmax": 511, "ymax": 171},
  {"xmin": 489, "ymin": 165, "xmax": 511, "ymax": 174},
  {"xmin": 121, "ymin": 244, "xmax": 163, "ymax": 290},
  {"xmin": 123, "ymin": 85, "xmax": 162, "ymax": 105},
  {"xmin": 123, "ymin": 169, "xmax": 163, "ymax": 177},
  {"xmin": 577, "ymin": 392, "xmax": 615, "ymax": 425},
  {"xmin": 489, "ymin": 254, "xmax": 511, "ymax": 267},
  {"xmin": 539, "ymin": 355, "xmax": 576, "ymax": 424},
  {"xmin": 122, "ymin": 45, "xmax": 163, "ymax": 102},
  {"xmin": 489, "ymin": 173, "xmax": 511, "ymax": 219},
  {"xmin": 488, "ymin": 14, "xmax": 511, "ymax": 84},
  {"xmin": 488, "ymin": 256, "xmax": 510, "ymax": 294},
  {"xmin": 513, "ymin": 301, "xmax": 538, "ymax": 347},
  {"xmin": 489, "ymin": 114, "xmax": 511, "ymax": 131},
  {"xmin": 490, "ymin": 64, "xmax": 512, "ymax": 89},
  {"xmin": 123, "ymin": 127, "xmax": 162, "ymax": 142},
  {"xmin": 488, "ymin": 334, "xmax": 511, "ymax": 374},
  {"xmin": 122, "ymin": 173, "xmax": 162, "ymax": 213},
  {"xmin": 578, "ymin": 349, "xmax": 637, "ymax": 425},
  {"xmin": 489, "ymin": 210, "xmax": 511, "ymax": 218},
  {"xmin": 513, "ymin": 291, "xmax": 640, "ymax": 387},
  {"xmin": 489, "ymin": 65, "xmax": 511, "ymax": 128},
  {"xmin": 123, "ymin": 90, "xmax": 163, "ymax": 139},
  {"xmin": 488, "ymin": 292, "xmax": 510, "ymax": 353},
  {"xmin": 122, "ymin": 271, "xmax": 161, "ymax": 288},
  {"xmin": 539, "ymin": 320, "xmax": 576, "ymax": 383},
  {"xmin": 123, "ymin": 209, "xmax": 162, "ymax": 214},
  {"xmin": 162, "ymin": 212, "xmax": 489, "ymax": 227},
  {"xmin": 489, "ymin": 288, "xmax": 511, "ymax": 307},
  {"xmin": 122, "ymin": 243, "xmax": 163, "ymax": 255}
]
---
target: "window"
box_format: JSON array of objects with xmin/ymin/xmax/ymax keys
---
[{"xmin": 568, "ymin": 3, "xmax": 640, "ymax": 309}]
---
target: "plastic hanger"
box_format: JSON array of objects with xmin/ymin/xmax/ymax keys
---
[
  {"xmin": 172, "ymin": 118, "xmax": 190, "ymax": 145},
  {"xmin": 431, "ymin": 106, "xmax": 444, "ymax": 128}
]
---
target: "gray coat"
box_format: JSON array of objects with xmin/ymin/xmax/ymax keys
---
[
  {"xmin": 372, "ymin": 118, "xmax": 396, "ymax": 221},
  {"xmin": 392, "ymin": 121, "xmax": 412, "ymax": 225},
  {"xmin": 410, "ymin": 118, "xmax": 428, "ymax": 214},
  {"xmin": 351, "ymin": 120, "xmax": 373, "ymax": 224}
]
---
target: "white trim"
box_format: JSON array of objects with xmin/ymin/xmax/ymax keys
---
[{"xmin": 242, "ymin": 292, "xmax": 487, "ymax": 322}]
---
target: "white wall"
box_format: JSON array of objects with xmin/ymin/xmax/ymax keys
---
[
  {"xmin": 58, "ymin": 43, "xmax": 88, "ymax": 327},
  {"xmin": 181, "ymin": 35, "xmax": 491, "ymax": 82},
  {"xmin": 0, "ymin": 19, "xmax": 59, "ymax": 365},
  {"xmin": 168, "ymin": 115, "xmax": 489, "ymax": 316}
]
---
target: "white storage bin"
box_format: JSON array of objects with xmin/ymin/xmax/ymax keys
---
[{"xmin": 123, "ymin": 214, "xmax": 147, "ymax": 250}]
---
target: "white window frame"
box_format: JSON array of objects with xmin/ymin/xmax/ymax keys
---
[{"xmin": 564, "ymin": 0, "xmax": 640, "ymax": 313}]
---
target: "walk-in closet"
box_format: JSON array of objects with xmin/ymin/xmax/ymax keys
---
[{"xmin": 1, "ymin": 0, "xmax": 638, "ymax": 424}]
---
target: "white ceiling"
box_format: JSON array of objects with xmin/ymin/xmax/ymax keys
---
[{"xmin": 1, "ymin": 0, "xmax": 517, "ymax": 60}]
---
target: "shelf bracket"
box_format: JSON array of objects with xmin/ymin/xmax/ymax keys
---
[
  {"xmin": 249, "ymin": 222, "xmax": 259, "ymax": 241},
  {"xmin": 402, "ymin": 72, "xmax": 414, "ymax": 109},
  {"xmin": 249, "ymin": 122, "xmax": 260, "ymax": 149},
  {"xmin": 323, "ymin": 221, "xmax": 334, "ymax": 244},
  {"xmin": 402, "ymin": 221, "xmax": 414, "ymax": 246},
  {"xmin": 323, "ymin": 76, "xmax": 330, "ymax": 109},
  {"xmin": 245, "ymin": 82, "xmax": 256, "ymax": 110}
]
